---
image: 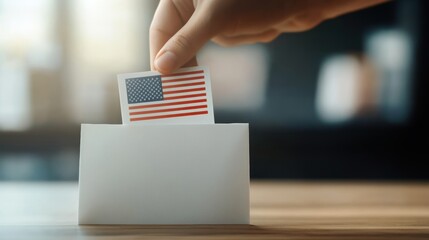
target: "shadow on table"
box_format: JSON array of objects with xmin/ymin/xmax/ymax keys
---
[{"xmin": 77, "ymin": 224, "xmax": 429, "ymax": 239}]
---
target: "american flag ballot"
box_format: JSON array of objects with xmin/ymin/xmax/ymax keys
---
[{"xmin": 118, "ymin": 66, "xmax": 214, "ymax": 124}]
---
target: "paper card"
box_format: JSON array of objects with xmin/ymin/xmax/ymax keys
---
[
  {"xmin": 118, "ymin": 66, "xmax": 214, "ymax": 125},
  {"xmin": 78, "ymin": 123, "xmax": 250, "ymax": 224}
]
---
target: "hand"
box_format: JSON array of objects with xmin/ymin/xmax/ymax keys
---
[{"xmin": 150, "ymin": 0, "xmax": 388, "ymax": 74}]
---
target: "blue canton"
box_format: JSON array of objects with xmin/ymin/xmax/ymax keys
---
[{"xmin": 126, "ymin": 76, "xmax": 163, "ymax": 104}]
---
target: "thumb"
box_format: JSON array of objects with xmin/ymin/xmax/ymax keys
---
[{"xmin": 153, "ymin": 11, "xmax": 214, "ymax": 74}]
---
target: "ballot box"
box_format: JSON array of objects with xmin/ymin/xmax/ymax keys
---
[{"xmin": 78, "ymin": 123, "xmax": 249, "ymax": 224}]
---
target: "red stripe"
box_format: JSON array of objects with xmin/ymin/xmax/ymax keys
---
[
  {"xmin": 130, "ymin": 105, "xmax": 207, "ymax": 115},
  {"xmin": 163, "ymin": 93, "xmax": 206, "ymax": 100},
  {"xmin": 129, "ymin": 99, "xmax": 207, "ymax": 110},
  {"xmin": 130, "ymin": 111, "xmax": 208, "ymax": 121},
  {"xmin": 161, "ymin": 70, "xmax": 204, "ymax": 78},
  {"xmin": 163, "ymin": 81, "xmax": 204, "ymax": 89},
  {"xmin": 161, "ymin": 76, "xmax": 204, "ymax": 83},
  {"xmin": 163, "ymin": 87, "xmax": 205, "ymax": 95}
]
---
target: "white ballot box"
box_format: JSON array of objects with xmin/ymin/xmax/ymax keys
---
[{"xmin": 78, "ymin": 124, "xmax": 249, "ymax": 224}]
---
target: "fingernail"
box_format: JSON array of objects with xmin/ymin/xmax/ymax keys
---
[{"xmin": 154, "ymin": 51, "xmax": 178, "ymax": 73}]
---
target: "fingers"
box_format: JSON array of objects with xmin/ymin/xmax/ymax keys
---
[
  {"xmin": 212, "ymin": 29, "xmax": 280, "ymax": 47},
  {"xmin": 150, "ymin": 0, "xmax": 191, "ymax": 71},
  {"xmin": 183, "ymin": 56, "xmax": 198, "ymax": 68},
  {"xmin": 153, "ymin": 8, "xmax": 215, "ymax": 74}
]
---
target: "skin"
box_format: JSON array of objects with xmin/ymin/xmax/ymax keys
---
[{"xmin": 150, "ymin": 0, "xmax": 389, "ymax": 74}]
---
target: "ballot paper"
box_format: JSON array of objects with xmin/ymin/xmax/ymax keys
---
[{"xmin": 118, "ymin": 66, "xmax": 214, "ymax": 125}]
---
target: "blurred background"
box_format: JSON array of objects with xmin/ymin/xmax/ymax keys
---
[{"xmin": 0, "ymin": 0, "xmax": 427, "ymax": 181}]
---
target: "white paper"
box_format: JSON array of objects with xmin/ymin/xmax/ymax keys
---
[
  {"xmin": 78, "ymin": 123, "xmax": 249, "ymax": 224},
  {"xmin": 118, "ymin": 66, "xmax": 214, "ymax": 125}
]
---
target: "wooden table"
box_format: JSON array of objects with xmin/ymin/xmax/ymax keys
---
[{"xmin": 1, "ymin": 181, "xmax": 429, "ymax": 239}]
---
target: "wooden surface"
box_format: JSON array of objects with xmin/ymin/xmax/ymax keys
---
[{"xmin": 1, "ymin": 181, "xmax": 429, "ymax": 239}]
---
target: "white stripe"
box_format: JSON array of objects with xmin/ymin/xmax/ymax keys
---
[
  {"xmin": 163, "ymin": 91, "xmax": 206, "ymax": 98},
  {"xmin": 128, "ymin": 95, "xmax": 206, "ymax": 106},
  {"xmin": 161, "ymin": 73, "xmax": 204, "ymax": 81},
  {"xmin": 162, "ymin": 81, "xmax": 205, "ymax": 88},
  {"xmin": 129, "ymin": 99, "xmax": 207, "ymax": 113},
  {"xmin": 130, "ymin": 108, "xmax": 208, "ymax": 118}
]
